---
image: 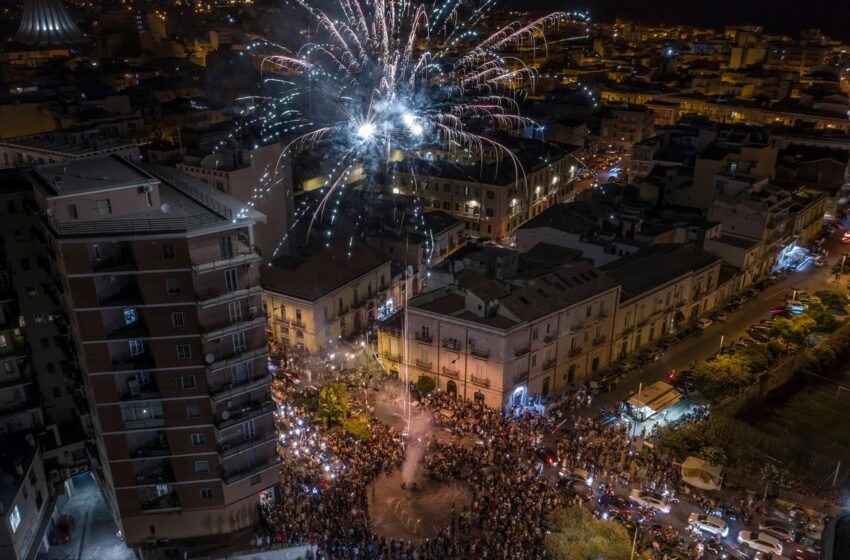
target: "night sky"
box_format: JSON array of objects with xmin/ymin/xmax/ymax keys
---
[{"xmin": 518, "ymin": 0, "xmax": 850, "ymax": 39}]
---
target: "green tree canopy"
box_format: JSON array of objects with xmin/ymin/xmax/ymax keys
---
[
  {"xmin": 805, "ymin": 304, "xmax": 842, "ymax": 332},
  {"xmin": 770, "ymin": 315, "xmax": 817, "ymax": 351},
  {"xmin": 698, "ymin": 445, "xmax": 728, "ymax": 466},
  {"xmin": 316, "ymin": 382, "xmax": 350, "ymax": 427},
  {"xmin": 814, "ymin": 290, "xmax": 848, "ymax": 312},
  {"xmin": 415, "ymin": 375, "xmax": 436, "ymax": 396},
  {"xmin": 695, "ymin": 354, "xmax": 753, "ymax": 399},
  {"xmin": 544, "ymin": 506, "xmax": 632, "ymax": 560},
  {"xmin": 342, "ymin": 416, "xmax": 370, "ymax": 440}
]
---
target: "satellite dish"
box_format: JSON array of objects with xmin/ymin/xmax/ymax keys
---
[
  {"xmin": 161, "ymin": 202, "xmax": 172, "ymax": 214},
  {"xmin": 221, "ymin": 410, "xmax": 230, "ymax": 420},
  {"xmin": 205, "ymin": 353, "xmax": 216, "ymax": 364}
]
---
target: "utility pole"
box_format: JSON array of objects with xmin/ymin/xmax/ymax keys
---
[{"xmin": 630, "ymin": 526, "xmax": 640, "ymax": 560}]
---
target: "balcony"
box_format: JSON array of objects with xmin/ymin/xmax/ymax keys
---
[
  {"xmin": 124, "ymin": 416, "xmax": 166, "ymax": 430},
  {"xmin": 441, "ymin": 366, "xmax": 459, "ymax": 379},
  {"xmin": 99, "ymin": 286, "xmax": 143, "ymax": 307},
  {"xmin": 570, "ymin": 322, "xmax": 584, "ymax": 333},
  {"xmin": 207, "ymin": 347, "xmax": 269, "ymax": 373},
  {"xmin": 202, "ymin": 316, "xmax": 266, "ymax": 342},
  {"xmin": 120, "ymin": 384, "xmax": 161, "ymax": 401},
  {"xmin": 221, "ymin": 455, "xmax": 281, "ymax": 485},
  {"xmin": 414, "ymin": 332, "xmax": 433, "ymax": 344},
  {"xmin": 132, "ymin": 442, "xmax": 171, "ymax": 459},
  {"xmin": 0, "ymin": 372, "xmax": 34, "ymax": 390},
  {"xmin": 112, "ymin": 353, "xmax": 155, "ymax": 371},
  {"xmin": 471, "ymin": 375, "xmax": 490, "ymax": 388},
  {"xmin": 209, "ymin": 373, "xmax": 269, "ymax": 402},
  {"xmin": 470, "ymin": 348, "xmax": 489, "ymax": 359},
  {"xmin": 568, "ymin": 347, "xmax": 582, "ymax": 358},
  {"xmin": 513, "ymin": 371, "xmax": 529, "ymax": 384},
  {"xmin": 197, "ymin": 285, "xmax": 263, "ymax": 309},
  {"xmin": 215, "ymin": 399, "xmax": 275, "ymax": 430},
  {"xmin": 106, "ymin": 320, "xmax": 149, "ymax": 340},
  {"xmin": 514, "ymin": 346, "xmax": 530, "ymax": 357},
  {"xmin": 596, "ymin": 311, "xmax": 609, "ymax": 322},
  {"xmin": 592, "ymin": 335, "xmax": 607, "ymax": 347},
  {"xmin": 415, "ymin": 359, "xmax": 433, "ymax": 371},
  {"xmin": 219, "ymin": 430, "xmax": 276, "ymax": 459},
  {"xmin": 135, "ymin": 466, "xmax": 175, "ymax": 486},
  {"xmin": 191, "ymin": 246, "xmax": 261, "ymax": 274},
  {"xmin": 543, "ymin": 333, "xmax": 558, "ymax": 344},
  {"xmin": 441, "ymin": 338, "xmax": 462, "ymax": 351},
  {"xmin": 92, "ymin": 255, "xmax": 137, "ymax": 273},
  {"xmin": 140, "ymin": 492, "xmax": 180, "ymax": 513},
  {"xmin": 542, "ymin": 359, "xmax": 557, "ymax": 370},
  {"xmin": 379, "ymin": 352, "xmax": 402, "ymax": 363}
]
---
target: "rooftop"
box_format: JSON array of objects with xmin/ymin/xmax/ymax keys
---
[
  {"xmin": 33, "ymin": 155, "xmax": 157, "ymax": 196},
  {"xmin": 711, "ymin": 234, "xmax": 760, "ymax": 249},
  {"xmin": 262, "ymin": 244, "xmax": 390, "ymax": 301},
  {"xmin": 1, "ymin": 130, "xmax": 137, "ymax": 157},
  {"xmin": 601, "ymin": 244, "xmax": 720, "ymax": 302}
]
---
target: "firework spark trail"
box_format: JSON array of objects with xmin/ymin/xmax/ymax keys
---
[{"xmin": 230, "ymin": 1, "xmax": 589, "ymax": 258}]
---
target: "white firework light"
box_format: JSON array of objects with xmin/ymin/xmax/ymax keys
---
[{"xmin": 238, "ymin": 1, "xmax": 589, "ymax": 254}]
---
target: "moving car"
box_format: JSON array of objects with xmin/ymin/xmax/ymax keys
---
[
  {"xmin": 711, "ymin": 312, "xmax": 728, "ymax": 322},
  {"xmin": 697, "ymin": 318, "xmax": 713, "ymax": 329},
  {"xmin": 738, "ymin": 531, "xmax": 783, "ymax": 555},
  {"xmin": 688, "ymin": 513, "xmax": 729, "ymax": 537},
  {"xmin": 560, "ymin": 467, "xmax": 593, "ymax": 486},
  {"xmin": 628, "ymin": 489, "xmax": 671, "ymax": 514}
]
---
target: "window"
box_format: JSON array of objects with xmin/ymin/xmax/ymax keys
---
[
  {"xmin": 161, "ymin": 244, "xmax": 175, "ymax": 259},
  {"xmin": 9, "ymin": 504, "xmax": 20, "ymax": 533},
  {"xmin": 0, "ymin": 335, "xmax": 7, "ymax": 348},
  {"xmin": 194, "ymin": 459, "xmax": 209, "ymax": 473},
  {"xmin": 200, "ymin": 488, "xmax": 213, "ymax": 500},
  {"xmin": 220, "ymin": 236, "xmax": 233, "ymax": 259},
  {"xmin": 186, "ymin": 404, "xmax": 201, "ymax": 418},
  {"xmin": 66, "ymin": 204, "xmax": 78, "ymax": 219},
  {"xmin": 586, "ymin": 305, "xmax": 592, "ymax": 318},
  {"xmin": 166, "ymin": 279, "xmax": 182, "ymax": 294},
  {"xmin": 176, "ymin": 374, "xmax": 197, "ymax": 389},
  {"xmin": 191, "ymin": 433, "xmax": 205, "ymax": 445},
  {"xmin": 123, "ymin": 308, "xmax": 138, "ymax": 325},
  {"xmin": 129, "ymin": 339, "xmax": 144, "ymax": 357},
  {"xmin": 176, "ymin": 344, "xmax": 192, "ymax": 359},
  {"xmin": 232, "ymin": 332, "xmax": 246, "ymax": 353},
  {"xmin": 224, "ymin": 268, "xmax": 238, "ymax": 292},
  {"xmin": 96, "ymin": 199, "xmax": 112, "ymax": 215},
  {"xmin": 171, "ymin": 312, "xmax": 186, "ymax": 327},
  {"xmin": 33, "ymin": 312, "xmax": 47, "ymax": 324},
  {"xmin": 3, "ymin": 361, "xmax": 13, "ymax": 374}
]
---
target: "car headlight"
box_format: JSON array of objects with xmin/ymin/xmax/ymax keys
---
[{"xmin": 722, "ymin": 527, "xmax": 729, "ymax": 537}]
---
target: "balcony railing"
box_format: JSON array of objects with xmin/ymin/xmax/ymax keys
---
[
  {"xmin": 140, "ymin": 492, "xmax": 180, "ymax": 513},
  {"xmin": 120, "ymin": 385, "xmax": 161, "ymax": 401},
  {"xmin": 415, "ymin": 359, "xmax": 433, "ymax": 371},
  {"xmin": 191, "ymin": 247, "xmax": 260, "ymax": 274},
  {"xmin": 209, "ymin": 373, "xmax": 269, "ymax": 402},
  {"xmin": 514, "ymin": 346, "xmax": 530, "ymax": 357},
  {"xmin": 543, "ymin": 334, "xmax": 558, "ymax": 344},
  {"xmin": 414, "ymin": 332, "xmax": 433, "ymax": 344},
  {"xmin": 106, "ymin": 320, "xmax": 149, "ymax": 340},
  {"xmin": 112, "ymin": 354, "xmax": 155, "ymax": 371},
  {"xmin": 221, "ymin": 456, "xmax": 281, "ymax": 485},
  {"xmin": 132, "ymin": 443, "xmax": 171, "ymax": 459},
  {"xmin": 135, "ymin": 467, "xmax": 175, "ymax": 486},
  {"xmin": 219, "ymin": 430, "xmax": 276, "ymax": 459},
  {"xmin": 99, "ymin": 286, "xmax": 143, "ymax": 307},
  {"xmin": 441, "ymin": 366, "xmax": 459, "ymax": 378},
  {"xmin": 592, "ymin": 335, "xmax": 607, "ymax": 347},
  {"xmin": 470, "ymin": 348, "xmax": 490, "ymax": 359},
  {"xmin": 197, "ymin": 285, "xmax": 263, "ymax": 309},
  {"xmin": 92, "ymin": 255, "xmax": 137, "ymax": 273},
  {"xmin": 542, "ymin": 359, "xmax": 557, "ymax": 370},
  {"xmin": 568, "ymin": 347, "xmax": 582, "ymax": 357},
  {"xmin": 214, "ymin": 399, "xmax": 275, "ymax": 430},
  {"xmin": 513, "ymin": 371, "xmax": 529, "ymax": 384},
  {"xmin": 471, "ymin": 375, "xmax": 490, "ymax": 388},
  {"xmin": 207, "ymin": 346, "xmax": 269, "ymax": 372},
  {"xmin": 124, "ymin": 416, "xmax": 166, "ymax": 429},
  {"xmin": 379, "ymin": 352, "xmax": 403, "ymax": 363},
  {"xmin": 570, "ymin": 322, "xmax": 584, "ymax": 333},
  {"xmin": 441, "ymin": 338, "xmax": 462, "ymax": 351},
  {"xmin": 202, "ymin": 316, "xmax": 266, "ymax": 342}
]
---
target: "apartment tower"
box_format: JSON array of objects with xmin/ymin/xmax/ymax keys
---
[{"xmin": 28, "ymin": 155, "xmax": 278, "ymax": 547}]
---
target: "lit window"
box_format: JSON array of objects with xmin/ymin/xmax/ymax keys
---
[
  {"xmin": 195, "ymin": 460, "xmax": 209, "ymax": 473},
  {"xmin": 96, "ymin": 199, "xmax": 112, "ymax": 215},
  {"xmin": 9, "ymin": 504, "xmax": 21, "ymax": 533}
]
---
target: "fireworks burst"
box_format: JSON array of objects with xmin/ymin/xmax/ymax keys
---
[{"xmin": 233, "ymin": 1, "xmax": 589, "ymax": 257}]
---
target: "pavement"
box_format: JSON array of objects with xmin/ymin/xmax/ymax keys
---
[{"xmin": 42, "ymin": 473, "xmax": 134, "ymax": 560}]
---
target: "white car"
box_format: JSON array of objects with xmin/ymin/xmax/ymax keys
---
[
  {"xmin": 688, "ymin": 513, "xmax": 729, "ymax": 537},
  {"xmin": 758, "ymin": 520, "xmax": 795, "ymax": 543},
  {"xmin": 560, "ymin": 468, "xmax": 593, "ymax": 486},
  {"xmin": 697, "ymin": 318, "xmax": 713, "ymax": 329},
  {"xmin": 628, "ymin": 489, "xmax": 671, "ymax": 514},
  {"xmin": 738, "ymin": 531, "xmax": 783, "ymax": 555}
]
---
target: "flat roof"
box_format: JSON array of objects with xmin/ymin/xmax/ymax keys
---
[
  {"xmin": 0, "ymin": 132, "xmax": 137, "ymax": 156},
  {"xmin": 33, "ymin": 155, "xmax": 157, "ymax": 196}
]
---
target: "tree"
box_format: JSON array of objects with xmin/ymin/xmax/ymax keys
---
[
  {"xmin": 805, "ymin": 304, "xmax": 841, "ymax": 333},
  {"xmin": 342, "ymin": 416, "xmax": 370, "ymax": 439},
  {"xmin": 316, "ymin": 382, "xmax": 350, "ymax": 427},
  {"xmin": 770, "ymin": 315, "xmax": 816, "ymax": 351},
  {"xmin": 415, "ymin": 375, "xmax": 436, "ymax": 396},
  {"xmin": 694, "ymin": 354, "xmax": 752, "ymax": 399},
  {"xmin": 757, "ymin": 463, "xmax": 795, "ymax": 500},
  {"xmin": 698, "ymin": 445, "xmax": 728, "ymax": 466},
  {"xmin": 814, "ymin": 290, "xmax": 848, "ymax": 312},
  {"xmin": 544, "ymin": 506, "xmax": 632, "ymax": 560}
]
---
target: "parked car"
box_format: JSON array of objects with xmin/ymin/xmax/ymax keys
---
[
  {"xmin": 697, "ymin": 318, "xmax": 713, "ymax": 329},
  {"xmin": 689, "ymin": 513, "xmax": 729, "ymax": 537},
  {"xmin": 534, "ymin": 445, "xmax": 559, "ymax": 467},
  {"xmin": 621, "ymin": 359, "xmax": 639, "ymax": 371},
  {"xmin": 50, "ymin": 514, "xmax": 75, "ymax": 545},
  {"xmin": 711, "ymin": 312, "xmax": 728, "ymax": 322},
  {"xmin": 560, "ymin": 467, "xmax": 594, "ymax": 486},
  {"xmin": 628, "ymin": 489, "xmax": 671, "ymax": 514},
  {"xmin": 738, "ymin": 531, "xmax": 783, "ymax": 555},
  {"xmin": 758, "ymin": 520, "xmax": 796, "ymax": 543}
]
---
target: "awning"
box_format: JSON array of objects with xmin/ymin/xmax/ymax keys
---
[
  {"xmin": 627, "ymin": 381, "xmax": 681, "ymax": 415},
  {"xmin": 681, "ymin": 456, "xmax": 724, "ymax": 491}
]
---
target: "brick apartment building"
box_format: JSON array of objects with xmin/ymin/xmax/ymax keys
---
[{"xmin": 27, "ymin": 155, "xmax": 278, "ymax": 547}]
